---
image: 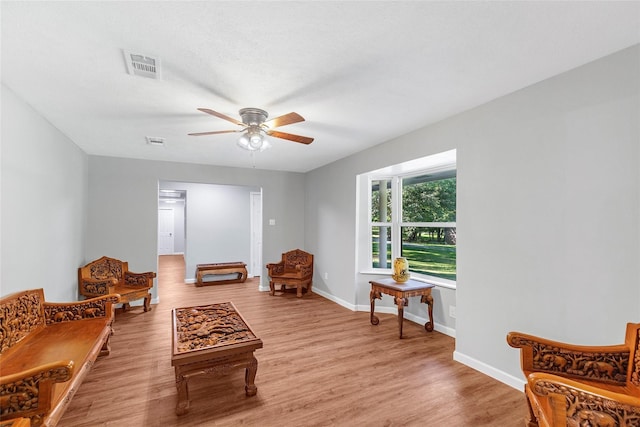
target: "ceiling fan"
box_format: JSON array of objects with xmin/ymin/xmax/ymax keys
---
[{"xmin": 188, "ymin": 107, "xmax": 314, "ymax": 152}]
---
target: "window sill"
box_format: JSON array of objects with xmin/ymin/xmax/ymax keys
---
[{"xmin": 359, "ymin": 270, "xmax": 457, "ymax": 290}]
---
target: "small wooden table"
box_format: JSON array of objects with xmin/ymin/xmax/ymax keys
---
[
  {"xmin": 195, "ymin": 262, "xmax": 248, "ymax": 286},
  {"xmin": 171, "ymin": 302, "xmax": 263, "ymax": 415},
  {"xmin": 369, "ymin": 278, "xmax": 435, "ymax": 339}
]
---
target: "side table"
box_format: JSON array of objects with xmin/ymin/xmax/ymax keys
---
[{"xmin": 369, "ymin": 278, "xmax": 435, "ymax": 339}]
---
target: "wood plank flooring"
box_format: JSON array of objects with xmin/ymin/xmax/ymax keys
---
[{"xmin": 59, "ymin": 254, "xmax": 527, "ymax": 427}]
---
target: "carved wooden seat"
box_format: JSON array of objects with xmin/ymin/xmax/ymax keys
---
[
  {"xmin": 266, "ymin": 249, "xmax": 313, "ymax": 298},
  {"xmin": 507, "ymin": 323, "xmax": 640, "ymax": 427},
  {"xmin": 78, "ymin": 256, "xmax": 156, "ymax": 312},
  {"xmin": 0, "ymin": 288, "xmax": 118, "ymax": 426}
]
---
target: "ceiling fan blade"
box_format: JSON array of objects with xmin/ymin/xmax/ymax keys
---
[
  {"xmin": 197, "ymin": 108, "xmax": 244, "ymax": 126},
  {"xmin": 264, "ymin": 112, "xmax": 305, "ymax": 129},
  {"xmin": 188, "ymin": 129, "xmax": 241, "ymax": 136},
  {"xmin": 267, "ymin": 130, "xmax": 314, "ymax": 145}
]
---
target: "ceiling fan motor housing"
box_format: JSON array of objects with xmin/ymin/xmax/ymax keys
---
[{"xmin": 239, "ymin": 108, "xmax": 268, "ymax": 126}]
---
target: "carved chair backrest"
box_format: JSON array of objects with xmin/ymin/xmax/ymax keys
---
[
  {"xmin": 626, "ymin": 322, "xmax": 640, "ymax": 394},
  {"xmin": 0, "ymin": 289, "xmax": 46, "ymax": 355},
  {"xmin": 282, "ymin": 249, "xmax": 313, "ymax": 273},
  {"xmin": 81, "ymin": 256, "xmax": 129, "ymax": 286}
]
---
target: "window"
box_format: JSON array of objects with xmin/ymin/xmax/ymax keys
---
[{"xmin": 370, "ymin": 162, "xmax": 456, "ymax": 283}]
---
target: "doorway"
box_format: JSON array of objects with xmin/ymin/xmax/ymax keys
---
[
  {"xmin": 158, "ymin": 208, "xmax": 175, "ymax": 255},
  {"xmin": 250, "ymin": 191, "xmax": 263, "ymax": 277}
]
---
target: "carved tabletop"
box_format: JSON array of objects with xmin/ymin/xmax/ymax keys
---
[
  {"xmin": 171, "ymin": 302, "xmax": 262, "ymax": 415},
  {"xmin": 369, "ymin": 278, "xmax": 435, "ymax": 339}
]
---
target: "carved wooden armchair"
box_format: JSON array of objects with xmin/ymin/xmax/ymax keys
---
[
  {"xmin": 78, "ymin": 256, "xmax": 156, "ymax": 312},
  {"xmin": 266, "ymin": 249, "xmax": 314, "ymax": 298},
  {"xmin": 507, "ymin": 323, "xmax": 640, "ymax": 427}
]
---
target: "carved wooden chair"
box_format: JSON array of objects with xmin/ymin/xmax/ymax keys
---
[
  {"xmin": 78, "ymin": 256, "xmax": 156, "ymax": 312},
  {"xmin": 507, "ymin": 323, "xmax": 640, "ymax": 427},
  {"xmin": 266, "ymin": 249, "xmax": 314, "ymax": 298}
]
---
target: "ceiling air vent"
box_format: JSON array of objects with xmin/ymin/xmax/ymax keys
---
[
  {"xmin": 146, "ymin": 136, "xmax": 165, "ymax": 146},
  {"xmin": 123, "ymin": 50, "xmax": 161, "ymax": 79}
]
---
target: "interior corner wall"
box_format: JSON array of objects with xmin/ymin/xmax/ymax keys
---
[
  {"xmin": 86, "ymin": 156, "xmax": 306, "ymax": 301},
  {"xmin": 1, "ymin": 83, "xmax": 88, "ymax": 301},
  {"xmin": 305, "ymin": 45, "xmax": 640, "ymax": 388}
]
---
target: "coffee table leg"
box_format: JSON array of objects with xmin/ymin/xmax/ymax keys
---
[
  {"xmin": 245, "ymin": 356, "xmax": 258, "ymax": 397},
  {"xmin": 175, "ymin": 370, "xmax": 189, "ymax": 415},
  {"xmin": 395, "ymin": 296, "xmax": 407, "ymax": 338}
]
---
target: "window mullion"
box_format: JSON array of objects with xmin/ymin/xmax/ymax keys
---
[{"xmin": 391, "ymin": 176, "xmax": 401, "ymax": 259}]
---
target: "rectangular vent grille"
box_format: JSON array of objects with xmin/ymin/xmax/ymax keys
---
[{"xmin": 124, "ymin": 50, "xmax": 161, "ymax": 79}]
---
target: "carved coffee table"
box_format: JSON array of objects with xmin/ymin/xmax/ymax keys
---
[
  {"xmin": 370, "ymin": 278, "xmax": 435, "ymax": 339},
  {"xmin": 171, "ymin": 302, "xmax": 263, "ymax": 415}
]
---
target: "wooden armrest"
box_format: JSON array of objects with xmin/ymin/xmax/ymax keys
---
[
  {"xmin": 527, "ymin": 372, "xmax": 640, "ymax": 425},
  {"xmin": 296, "ymin": 264, "xmax": 313, "ymax": 276},
  {"xmin": 123, "ymin": 271, "xmax": 155, "ymax": 288},
  {"xmin": 0, "ymin": 360, "xmax": 74, "ymax": 416},
  {"xmin": 43, "ymin": 294, "xmax": 120, "ymax": 324},
  {"xmin": 507, "ymin": 332, "xmax": 630, "ymax": 384},
  {"xmin": 266, "ymin": 263, "xmax": 285, "ymax": 275}
]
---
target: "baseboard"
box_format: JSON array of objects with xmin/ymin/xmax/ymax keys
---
[
  {"xmin": 312, "ymin": 287, "xmax": 357, "ymax": 310},
  {"xmin": 453, "ymin": 350, "xmax": 525, "ymax": 391}
]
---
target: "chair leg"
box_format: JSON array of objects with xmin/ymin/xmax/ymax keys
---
[
  {"xmin": 269, "ymin": 281, "xmax": 275, "ymax": 296},
  {"xmin": 100, "ymin": 335, "xmax": 111, "ymax": 356},
  {"xmin": 144, "ymin": 293, "xmax": 152, "ymax": 312},
  {"xmin": 296, "ymin": 285, "xmax": 303, "ymax": 298},
  {"xmin": 524, "ymin": 387, "xmax": 539, "ymax": 427}
]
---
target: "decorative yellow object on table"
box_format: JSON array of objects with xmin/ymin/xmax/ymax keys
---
[{"xmin": 392, "ymin": 257, "xmax": 410, "ymax": 283}]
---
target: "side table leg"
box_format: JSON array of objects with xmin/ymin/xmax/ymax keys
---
[
  {"xmin": 395, "ymin": 297, "xmax": 408, "ymax": 339},
  {"xmin": 421, "ymin": 293, "xmax": 434, "ymax": 332},
  {"xmin": 370, "ymin": 289, "xmax": 380, "ymax": 325},
  {"xmin": 245, "ymin": 356, "xmax": 258, "ymax": 397}
]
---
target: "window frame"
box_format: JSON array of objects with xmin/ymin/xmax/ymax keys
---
[{"xmin": 368, "ymin": 168, "xmax": 457, "ymax": 287}]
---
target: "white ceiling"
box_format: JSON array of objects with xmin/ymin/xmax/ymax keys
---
[{"xmin": 2, "ymin": 1, "xmax": 639, "ymax": 173}]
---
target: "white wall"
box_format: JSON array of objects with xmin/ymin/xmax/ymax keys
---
[
  {"xmin": 86, "ymin": 156, "xmax": 306, "ymax": 301},
  {"xmin": 1, "ymin": 84, "xmax": 88, "ymax": 301},
  {"xmin": 305, "ymin": 45, "xmax": 639, "ymax": 388}
]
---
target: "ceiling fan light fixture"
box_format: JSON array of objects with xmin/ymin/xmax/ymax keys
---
[
  {"xmin": 237, "ymin": 127, "xmax": 270, "ymax": 152},
  {"xmin": 249, "ymin": 133, "xmax": 262, "ymax": 149},
  {"xmin": 238, "ymin": 131, "xmax": 271, "ymax": 151}
]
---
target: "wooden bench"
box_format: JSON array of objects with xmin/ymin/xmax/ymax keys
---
[
  {"xmin": 78, "ymin": 256, "xmax": 155, "ymax": 312},
  {"xmin": 195, "ymin": 262, "xmax": 247, "ymax": 286},
  {"xmin": 507, "ymin": 323, "xmax": 640, "ymax": 427},
  {"xmin": 0, "ymin": 289, "xmax": 119, "ymax": 426}
]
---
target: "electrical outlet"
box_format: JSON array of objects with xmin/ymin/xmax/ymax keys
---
[
  {"xmin": 323, "ymin": 272, "xmax": 328, "ymax": 280},
  {"xmin": 449, "ymin": 305, "xmax": 456, "ymax": 319}
]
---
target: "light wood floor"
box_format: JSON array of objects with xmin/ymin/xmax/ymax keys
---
[{"xmin": 60, "ymin": 254, "xmax": 527, "ymax": 427}]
